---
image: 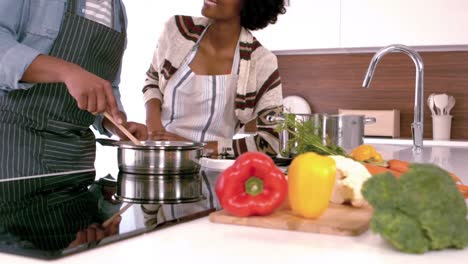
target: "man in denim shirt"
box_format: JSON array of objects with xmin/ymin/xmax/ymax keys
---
[{"xmin": 0, "ymin": 0, "xmax": 147, "ymax": 177}]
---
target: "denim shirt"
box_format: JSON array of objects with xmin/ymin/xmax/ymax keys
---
[{"xmin": 0, "ymin": 0, "xmax": 127, "ymax": 135}]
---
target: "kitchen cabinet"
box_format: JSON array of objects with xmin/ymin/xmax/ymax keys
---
[
  {"xmin": 254, "ymin": 0, "xmax": 341, "ymax": 50},
  {"xmin": 341, "ymin": 0, "xmax": 468, "ymax": 47}
]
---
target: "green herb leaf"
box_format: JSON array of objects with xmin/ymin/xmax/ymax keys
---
[{"xmin": 274, "ymin": 113, "xmax": 347, "ymax": 157}]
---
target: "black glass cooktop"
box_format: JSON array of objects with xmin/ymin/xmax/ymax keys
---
[{"xmin": 0, "ymin": 170, "xmax": 215, "ymax": 260}]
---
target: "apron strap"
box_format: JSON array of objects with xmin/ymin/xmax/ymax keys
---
[
  {"xmin": 231, "ymin": 41, "xmax": 241, "ymax": 75},
  {"xmin": 67, "ymin": 0, "xmax": 78, "ymax": 13},
  {"xmin": 116, "ymin": 0, "xmax": 127, "ymax": 32}
]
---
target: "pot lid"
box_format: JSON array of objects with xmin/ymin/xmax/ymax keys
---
[{"xmin": 117, "ymin": 140, "xmax": 205, "ymax": 150}]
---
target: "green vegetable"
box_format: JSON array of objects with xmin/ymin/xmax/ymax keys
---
[
  {"xmin": 275, "ymin": 113, "xmax": 347, "ymax": 157},
  {"xmin": 362, "ymin": 163, "xmax": 468, "ymax": 254}
]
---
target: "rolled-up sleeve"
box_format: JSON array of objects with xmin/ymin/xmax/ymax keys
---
[{"xmin": 0, "ymin": 1, "xmax": 41, "ymax": 91}]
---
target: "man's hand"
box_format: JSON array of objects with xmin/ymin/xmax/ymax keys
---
[
  {"xmin": 67, "ymin": 216, "xmax": 121, "ymax": 249},
  {"xmin": 103, "ymin": 113, "xmax": 148, "ymax": 141},
  {"xmin": 21, "ymin": 55, "xmax": 122, "ymax": 123},
  {"xmin": 62, "ymin": 64, "xmax": 121, "ymax": 122}
]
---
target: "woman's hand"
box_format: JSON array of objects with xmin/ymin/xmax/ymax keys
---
[
  {"xmin": 119, "ymin": 122, "xmax": 148, "ymax": 141},
  {"xmin": 148, "ymin": 130, "xmax": 189, "ymax": 141}
]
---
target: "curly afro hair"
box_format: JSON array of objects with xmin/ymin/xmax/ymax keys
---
[{"xmin": 240, "ymin": 0, "xmax": 286, "ymax": 31}]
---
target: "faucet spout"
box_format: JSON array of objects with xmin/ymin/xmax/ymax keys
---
[{"xmin": 362, "ymin": 44, "xmax": 424, "ymax": 153}]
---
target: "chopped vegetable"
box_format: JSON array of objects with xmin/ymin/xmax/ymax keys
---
[
  {"xmin": 361, "ymin": 163, "xmax": 468, "ymax": 254},
  {"xmin": 363, "ymin": 162, "xmax": 402, "ymax": 178},
  {"xmin": 388, "ymin": 159, "xmax": 463, "ymax": 183},
  {"xmin": 386, "ymin": 159, "xmax": 468, "ymax": 197},
  {"xmin": 215, "ymin": 152, "xmax": 287, "ymax": 217},
  {"xmin": 288, "ymin": 152, "xmax": 336, "ymax": 219},
  {"xmin": 329, "ymin": 155, "xmax": 372, "ymax": 208},
  {"xmin": 387, "ymin": 159, "xmax": 411, "ymax": 173},
  {"xmin": 349, "ymin": 144, "xmax": 383, "ymax": 163}
]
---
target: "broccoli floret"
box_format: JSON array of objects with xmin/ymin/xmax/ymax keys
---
[
  {"xmin": 362, "ymin": 163, "xmax": 468, "ymax": 253},
  {"xmin": 371, "ymin": 209, "xmax": 430, "ymax": 253},
  {"xmin": 361, "ymin": 172, "xmax": 399, "ymax": 210}
]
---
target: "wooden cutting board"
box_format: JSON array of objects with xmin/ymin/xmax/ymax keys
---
[{"xmin": 209, "ymin": 203, "xmax": 374, "ymax": 236}]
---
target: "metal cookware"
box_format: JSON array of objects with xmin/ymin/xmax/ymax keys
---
[
  {"xmin": 96, "ymin": 138, "xmax": 205, "ymax": 175},
  {"xmin": 269, "ymin": 113, "xmax": 376, "ymax": 157},
  {"xmin": 115, "ymin": 172, "xmax": 204, "ymax": 204},
  {"xmin": 320, "ymin": 114, "xmax": 376, "ymax": 150}
]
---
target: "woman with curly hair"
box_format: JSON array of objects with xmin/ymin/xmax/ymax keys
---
[{"xmin": 143, "ymin": 0, "xmax": 286, "ymax": 158}]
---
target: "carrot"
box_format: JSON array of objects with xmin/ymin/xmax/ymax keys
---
[
  {"xmin": 388, "ymin": 159, "xmax": 463, "ymax": 184},
  {"xmin": 457, "ymin": 184, "xmax": 468, "ymax": 199},
  {"xmin": 363, "ymin": 163, "xmax": 402, "ymax": 178},
  {"xmin": 387, "ymin": 159, "xmax": 410, "ymax": 173},
  {"xmin": 449, "ymin": 173, "xmax": 463, "ymax": 184}
]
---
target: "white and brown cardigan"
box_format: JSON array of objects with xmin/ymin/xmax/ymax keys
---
[{"xmin": 142, "ymin": 15, "xmax": 283, "ymax": 156}]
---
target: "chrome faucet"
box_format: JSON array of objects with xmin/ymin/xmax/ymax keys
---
[{"xmin": 362, "ymin": 44, "xmax": 424, "ymax": 153}]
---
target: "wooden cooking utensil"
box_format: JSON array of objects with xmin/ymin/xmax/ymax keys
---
[
  {"xmin": 102, "ymin": 203, "xmax": 132, "ymax": 228},
  {"xmin": 103, "ymin": 112, "xmax": 142, "ymax": 146},
  {"xmin": 433, "ymin": 94, "xmax": 449, "ymax": 115}
]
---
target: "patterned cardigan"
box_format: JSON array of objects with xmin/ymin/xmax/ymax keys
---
[{"xmin": 142, "ymin": 15, "xmax": 283, "ymax": 156}]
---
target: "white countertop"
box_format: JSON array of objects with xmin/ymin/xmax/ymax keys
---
[
  {"xmin": 364, "ymin": 138, "xmax": 468, "ymax": 183},
  {"xmin": 1, "ymin": 215, "xmax": 466, "ymax": 264},
  {"xmin": 364, "ymin": 137, "xmax": 468, "ymax": 148},
  {"xmin": 1, "ymin": 140, "xmax": 467, "ymax": 263}
]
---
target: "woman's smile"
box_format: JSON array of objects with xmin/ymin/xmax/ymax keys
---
[{"xmin": 204, "ymin": 0, "xmax": 218, "ymax": 7}]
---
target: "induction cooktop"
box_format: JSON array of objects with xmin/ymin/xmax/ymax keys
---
[{"xmin": 0, "ymin": 170, "xmax": 215, "ymax": 260}]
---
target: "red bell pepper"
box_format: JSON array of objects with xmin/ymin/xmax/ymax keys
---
[{"xmin": 215, "ymin": 152, "xmax": 288, "ymax": 217}]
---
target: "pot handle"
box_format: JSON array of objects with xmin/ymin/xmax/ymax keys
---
[
  {"xmin": 96, "ymin": 138, "xmax": 119, "ymax": 147},
  {"xmin": 364, "ymin": 117, "xmax": 377, "ymax": 124},
  {"xmin": 266, "ymin": 115, "xmax": 285, "ymax": 123}
]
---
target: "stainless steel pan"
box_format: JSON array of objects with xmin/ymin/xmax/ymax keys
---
[
  {"xmin": 115, "ymin": 172, "xmax": 204, "ymax": 204},
  {"xmin": 96, "ymin": 138, "xmax": 205, "ymax": 175}
]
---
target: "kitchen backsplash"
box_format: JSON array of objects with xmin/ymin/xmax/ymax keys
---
[{"xmin": 276, "ymin": 51, "xmax": 468, "ymax": 140}]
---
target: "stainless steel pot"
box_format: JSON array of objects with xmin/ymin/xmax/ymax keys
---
[
  {"xmin": 270, "ymin": 113, "xmax": 376, "ymax": 157},
  {"xmin": 96, "ymin": 138, "xmax": 205, "ymax": 175},
  {"xmin": 115, "ymin": 172, "xmax": 204, "ymax": 204},
  {"xmin": 320, "ymin": 114, "xmax": 376, "ymax": 150}
]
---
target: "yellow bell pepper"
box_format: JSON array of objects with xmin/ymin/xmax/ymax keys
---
[
  {"xmin": 349, "ymin": 144, "xmax": 383, "ymax": 162},
  {"xmin": 288, "ymin": 152, "xmax": 336, "ymax": 219}
]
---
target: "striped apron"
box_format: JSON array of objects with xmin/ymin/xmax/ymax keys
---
[
  {"xmin": 0, "ymin": 0, "xmax": 126, "ymax": 251},
  {"xmin": 147, "ymin": 27, "xmax": 240, "ymax": 223},
  {"xmin": 0, "ymin": 0, "xmax": 125, "ymax": 179},
  {"xmin": 161, "ymin": 25, "xmax": 240, "ymax": 143}
]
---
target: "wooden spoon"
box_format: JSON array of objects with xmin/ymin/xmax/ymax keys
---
[
  {"xmin": 103, "ymin": 112, "xmax": 142, "ymax": 146},
  {"xmin": 102, "ymin": 203, "xmax": 132, "ymax": 228}
]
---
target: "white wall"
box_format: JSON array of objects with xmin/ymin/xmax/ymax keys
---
[
  {"xmin": 341, "ymin": 0, "xmax": 468, "ymax": 48},
  {"xmin": 254, "ymin": 0, "xmax": 340, "ymax": 50},
  {"xmin": 119, "ymin": 0, "xmax": 203, "ymax": 124}
]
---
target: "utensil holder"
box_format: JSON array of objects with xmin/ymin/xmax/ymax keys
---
[{"xmin": 432, "ymin": 115, "xmax": 452, "ymax": 140}]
